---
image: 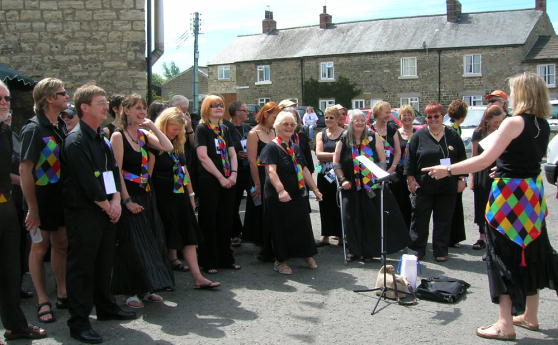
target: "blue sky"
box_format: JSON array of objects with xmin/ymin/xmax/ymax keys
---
[{"xmin": 152, "ymin": 0, "xmax": 558, "ymax": 76}]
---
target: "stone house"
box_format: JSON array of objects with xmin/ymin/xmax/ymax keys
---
[
  {"xmin": 161, "ymin": 66, "xmax": 208, "ymax": 106},
  {"xmin": 208, "ymin": 0, "xmax": 557, "ymax": 111}
]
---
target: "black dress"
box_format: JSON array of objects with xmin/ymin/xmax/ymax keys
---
[
  {"xmin": 472, "ymin": 130, "xmax": 492, "ymax": 234},
  {"xmin": 152, "ymin": 151, "xmax": 200, "ymax": 249},
  {"xmin": 338, "ymin": 134, "xmax": 409, "ymax": 258},
  {"xmin": 448, "ymin": 123, "xmax": 466, "ymax": 246},
  {"xmin": 260, "ymin": 141, "xmax": 317, "ymax": 262},
  {"xmin": 317, "ymin": 128, "xmax": 342, "ymax": 237},
  {"xmin": 485, "ymin": 114, "xmax": 558, "ymax": 313},
  {"xmin": 391, "ymin": 129, "xmax": 414, "ymax": 228},
  {"xmin": 112, "ymin": 130, "xmax": 174, "ymax": 295}
]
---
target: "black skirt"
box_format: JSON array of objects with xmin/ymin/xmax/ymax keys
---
[
  {"xmin": 317, "ymin": 173, "xmax": 342, "ymax": 237},
  {"xmin": 112, "ymin": 192, "xmax": 174, "ymax": 295},
  {"xmin": 449, "ymin": 192, "xmax": 466, "ymax": 246},
  {"xmin": 242, "ymin": 166, "xmax": 266, "ymax": 245}
]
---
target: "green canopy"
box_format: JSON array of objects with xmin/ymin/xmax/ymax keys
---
[{"xmin": 0, "ymin": 64, "xmax": 36, "ymax": 86}]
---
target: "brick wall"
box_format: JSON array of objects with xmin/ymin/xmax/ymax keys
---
[{"xmin": 161, "ymin": 68, "xmax": 208, "ymax": 102}]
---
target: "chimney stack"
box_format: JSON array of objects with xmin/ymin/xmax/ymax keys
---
[
  {"xmin": 446, "ymin": 0, "xmax": 462, "ymax": 23},
  {"xmin": 535, "ymin": 0, "xmax": 546, "ymax": 12},
  {"xmin": 319, "ymin": 6, "xmax": 332, "ymax": 29},
  {"xmin": 262, "ymin": 10, "xmax": 276, "ymax": 33}
]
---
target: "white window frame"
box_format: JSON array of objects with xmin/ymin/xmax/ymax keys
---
[
  {"xmin": 463, "ymin": 95, "xmax": 483, "ymax": 106},
  {"xmin": 370, "ymin": 99, "xmax": 383, "ymax": 108},
  {"xmin": 352, "ymin": 99, "xmax": 365, "ymax": 109},
  {"xmin": 538, "ymin": 64, "xmax": 556, "ymax": 88},
  {"xmin": 217, "ymin": 65, "xmax": 231, "ymax": 80},
  {"xmin": 400, "ymin": 97, "xmax": 420, "ymax": 110},
  {"xmin": 320, "ymin": 61, "xmax": 335, "ymax": 81},
  {"xmin": 256, "ymin": 65, "xmax": 271, "ymax": 85},
  {"xmin": 400, "ymin": 57, "xmax": 417, "ymax": 78},
  {"xmin": 319, "ymin": 98, "xmax": 335, "ymax": 111},
  {"xmin": 258, "ymin": 98, "xmax": 271, "ymax": 107},
  {"xmin": 463, "ymin": 54, "xmax": 482, "ymax": 76}
]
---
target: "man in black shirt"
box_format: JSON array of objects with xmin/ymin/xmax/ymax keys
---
[{"xmin": 63, "ymin": 84, "xmax": 136, "ymax": 344}]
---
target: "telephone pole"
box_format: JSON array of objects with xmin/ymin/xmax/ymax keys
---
[{"xmin": 191, "ymin": 12, "xmax": 201, "ymax": 114}]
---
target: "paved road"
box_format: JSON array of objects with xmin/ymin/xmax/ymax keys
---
[{"xmin": 6, "ymin": 175, "xmax": 558, "ymax": 345}]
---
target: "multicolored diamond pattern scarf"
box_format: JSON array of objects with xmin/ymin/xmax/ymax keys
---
[
  {"xmin": 206, "ymin": 123, "xmax": 231, "ymax": 177},
  {"xmin": 169, "ymin": 152, "xmax": 190, "ymax": 194},
  {"xmin": 276, "ymin": 136, "xmax": 305, "ymax": 191},
  {"xmin": 34, "ymin": 136, "xmax": 62, "ymax": 186},
  {"xmin": 122, "ymin": 130, "xmax": 150, "ymax": 191},
  {"xmin": 351, "ymin": 136, "xmax": 377, "ymax": 191},
  {"xmin": 485, "ymin": 176, "xmax": 547, "ymax": 267}
]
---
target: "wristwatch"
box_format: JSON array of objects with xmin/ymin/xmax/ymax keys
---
[{"xmin": 446, "ymin": 165, "xmax": 452, "ymax": 176}]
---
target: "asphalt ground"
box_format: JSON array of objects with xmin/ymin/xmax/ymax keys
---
[{"xmin": 4, "ymin": 168, "xmax": 558, "ymax": 345}]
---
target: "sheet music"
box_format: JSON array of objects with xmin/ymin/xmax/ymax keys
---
[
  {"xmin": 479, "ymin": 131, "xmax": 497, "ymax": 151},
  {"xmin": 356, "ymin": 155, "xmax": 389, "ymax": 178}
]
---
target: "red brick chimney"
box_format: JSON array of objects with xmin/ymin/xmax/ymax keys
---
[
  {"xmin": 446, "ymin": 0, "xmax": 462, "ymax": 23},
  {"xmin": 262, "ymin": 10, "xmax": 276, "ymax": 33},
  {"xmin": 320, "ymin": 6, "xmax": 332, "ymax": 29},
  {"xmin": 535, "ymin": 0, "xmax": 546, "ymax": 12}
]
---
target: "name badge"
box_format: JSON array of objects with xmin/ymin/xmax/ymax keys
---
[
  {"xmin": 324, "ymin": 169, "xmax": 336, "ymax": 184},
  {"xmin": 214, "ymin": 138, "xmax": 221, "ymax": 154},
  {"xmin": 240, "ymin": 139, "xmax": 247, "ymax": 152},
  {"xmin": 440, "ymin": 158, "xmax": 451, "ymax": 166},
  {"xmin": 102, "ymin": 171, "xmax": 117, "ymax": 194},
  {"xmin": 385, "ymin": 150, "xmax": 391, "ymax": 158}
]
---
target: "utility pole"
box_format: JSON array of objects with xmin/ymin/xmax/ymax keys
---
[
  {"xmin": 146, "ymin": 0, "xmax": 152, "ymax": 104},
  {"xmin": 192, "ymin": 12, "xmax": 200, "ymax": 114}
]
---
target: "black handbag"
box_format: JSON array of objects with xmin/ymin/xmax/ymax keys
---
[
  {"xmin": 543, "ymin": 163, "xmax": 557, "ymax": 185},
  {"xmin": 416, "ymin": 276, "xmax": 470, "ymax": 303}
]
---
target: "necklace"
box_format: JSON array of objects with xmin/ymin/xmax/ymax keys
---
[
  {"xmin": 428, "ymin": 126, "xmax": 444, "ymax": 137},
  {"xmin": 260, "ymin": 126, "xmax": 273, "ymax": 135},
  {"xmin": 401, "ymin": 127, "xmax": 413, "ymax": 138},
  {"xmin": 126, "ymin": 128, "xmax": 138, "ymax": 143}
]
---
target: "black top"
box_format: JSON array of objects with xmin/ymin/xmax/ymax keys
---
[
  {"xmin": 371, "ymin": 122, "xmax": 398, "ymax": 169},
  {"xmin": 62, "ymin": 121, "xmax": 121, "ymax": 210},
  {"xmin": 496, "ymin": 114, "xmax": 549, "ymax": 179},
  {"xmin": 152, "ymin": 150, "xmax": 186, "ymax": 193},
  {"xmin": 195, "ymin": 122, "xmax": 233, "ymax": 178},
  {"xmin": 120, "ymin": 129, "xmax": 149, "ymax": 196},
  {"xmin": 318, "ymin": 128, "xmax": 342, "ymax": 173},
  {"xmin": 20, "ymin": 112, "xmax": 67, "ymax": 186},
  {"xmin": 472, "ymin": 129, "xmax": 485, "ymax": 155},
  {"xmin": 0, "ymin": 122, "xmax": 12, "ymax": 195},
  {"xmin": 223, "ymin": 119, "xmax": 251, "ymax": 170},
  {"xmin": 405, "ymin": 126, "xmax": 466, "ymax": 194},
  {"xmin": 260, "ymin": 141, "xmax": 308, "ymax": 199},
  {"xmin": 397, "ymin": 128, "xmax": 416, "ymax": 172},
  {"xmin": 338, "ymin": 133, "xmax": 379, "ymax": 191},
  {"xmin": 295, "ymin": 131, "xmax": 314, "ymax": 174}
]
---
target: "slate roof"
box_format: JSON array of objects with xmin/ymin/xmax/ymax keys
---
[
  {"xmin": 525, "ymin": 36, "xmax": 558, "ymax": 61},
  {"xmin": 209, "ymin": 9, "xmax": 547, "ymax": 65}
]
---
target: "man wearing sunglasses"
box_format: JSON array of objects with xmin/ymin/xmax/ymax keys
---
[
  {"xmin": 485, "ymin": 90, "xmax": 510, "ymax": 116},
  {"xmin": 19, "ymin": 78, "xmax": 69, "ymax": 323}
]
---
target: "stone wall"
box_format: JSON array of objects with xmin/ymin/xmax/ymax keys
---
[{"xmin": 0, "ymin": 0, "xmax": 146, "ymax": 99}]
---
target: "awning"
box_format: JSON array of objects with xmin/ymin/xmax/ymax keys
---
[{"xmin": 0, "ymin": 64, "xmax": 36, "ymax": 86}]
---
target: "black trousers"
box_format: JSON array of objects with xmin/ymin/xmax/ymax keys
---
[
  {"xmin": 197, "ymin": 174, "xmax": 236, "ymax": 269},
  {"xmin": 231, "ymin": 167, "xmax": 251, "ymax": 238},
  {"xmin": 66, "ymin": 207, "xmax": 119, "ymax": 331},
  {"xmin": 0, "ymin": 199, "xmax": 28, "ymax": 332},
  {"xmin": 409, "ymin": 190, "xmax": 456, "ymax": 258}
]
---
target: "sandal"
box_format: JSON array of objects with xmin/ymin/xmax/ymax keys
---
[
  {"xmin": 194, "ymin": 281, "xmax": 221, "ymax": 289},
  {"xmin": 205, "ymin": 268, "xmax": 218, "ymax": 274},
  {"xmin": 513, "ymin": 316, "xmax": 540, "ymax": 331},
  {"xmin": 476, "ymin": 324, "xmax": 516, "ymax": 341},
  {"xmin": 472, "ymin": 239, "xmax": 486, "ymax": 250},
  {"xmin": 273, "ymin": 261, "xmax": 293, "ymax": 275},
  {"xmin": 305, "ymin": 257, "xmax": 318, "ymax": 269},
  {"xmin": 36, "ymin": 301, "xmax": 56, "ymax": 323},
  {"xmin": 142, "ymin": 292, "xmax": 163, "ymax": 303},
  {"xmin": 4, "ymin": 324, "xmax": 47, "ymax": 340},
  {"xmin": 56, "ymin": 297, "xmax": 69, "ymax": 309},
  {"xmin": 171, "ymin": 260, "xmax": 190, "ymax": 272},
  {"xmin": 125, "ymin": 296, "xmax": 144, "ymax": 309},
  {"xmin": 434, "ymin": 256, "xmax": 448, "ymax": 262}
]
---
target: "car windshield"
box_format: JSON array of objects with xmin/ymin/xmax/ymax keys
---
[{"xmin": 461, "ymin": 108, "xmax": 485, "ymax": 128}]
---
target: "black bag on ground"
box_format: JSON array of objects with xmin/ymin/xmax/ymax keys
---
[{"xmin": 416, "ymin": 276, "xmax": 470, "ymax": 303}]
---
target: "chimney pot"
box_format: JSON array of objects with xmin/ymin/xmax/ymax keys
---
[
  {"xmin": 262, "ymin": 10, "xmax": 276, "ymax": 33},
  {"xmin": 320, "ymin": 6, "xmax": 332, "ymax": 29},
  {"xmin": 446, "ymin": 0, "xmax": 462, "ymax": 23},
  {"xmin": 535, "ymin": 0, "xmax": 546, "ymax": 12}
]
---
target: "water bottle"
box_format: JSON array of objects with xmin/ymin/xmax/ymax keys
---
[{"xmin": 249, "ymin": 186, "xmax": 262, "ymax": 207}]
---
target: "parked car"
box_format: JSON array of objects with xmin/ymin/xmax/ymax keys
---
[
  {"xmin": 245, "ymin": 104, "xmax": 260, "ymax": 126},
  {"xmin": 443, "ymin": 105, "xmax": 487, "ymax": 153},
  {"xmin": 549, "ymin": 100, "xmax": 558, "ymax": 132},
  {"xmin": 545, "ymin": 133, "xmax": 558, "ymax": 185}
]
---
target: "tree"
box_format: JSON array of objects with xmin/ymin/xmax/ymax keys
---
[
  {"xmin": 302, "ymin": 76, "xmax": 361, "ymax": 110},
  {"xmin": 152, "ymin": 73, "xmax": 165, "ymax": 87},
  {"xmin": 162, "ymin": 61, "xmax": 181, "ymax": 79}
]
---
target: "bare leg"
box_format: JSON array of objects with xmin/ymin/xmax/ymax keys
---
[
  {"xmin": 29, "ymin": 231, "xmax": 52, "ymax": 321},
  {"xmin": 183, "ymin": 245, "xmax": 216, "ymax": 286},
  {"xmin": 168, "ymin": 249, "xmax": 178, "ymax": 261},
  {"xmin": 50, "ymin": 227, "xmax": 67, "ymax": 299},
  {"xmin": 477, "ymin": 294, "xmax": 515, "ymax": 337},
  {"xmin": 513, "ymin": 293, "xmax": 539, "ymax": 328}
]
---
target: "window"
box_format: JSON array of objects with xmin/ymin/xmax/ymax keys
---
[
  {"xmin": 320, "ymin": 62, "xmax": 334, "ymax": 81},
  {"xmin": 217, "ymin": 65, "xmax": 231, "ymax": 80},
  {"xmin": 463, "ymin": 95, "xmax": 483, "ymax": 106},
  {"xmin": 256, "ymin": 65, "xmax": 271, "ymax": 84},
  {"xmin": 400, "ymin": 57, "xmax": 417, "ymax": 78},
  {"xmin": 370, "ymin": 99, "xmax": 383, "ymax": 108},
  {"xmin": 538, "ymin": 64, "xmax": 556, "ymax": 87},
  {"xmin": 352, "ymin": 99, "xmax": 365, "ymax": 109},
  {"xmin": 400, "ymin": 97, "xmax": 420, "ymax": 110},
  {"xmin": 258, "ymin": 98, "xmax": 271, "ymax": 107},
  {"xmin": 463, "ymin": 54, "xmax": 482, "ymax": 76},
  {"xmin": 319, "ymin": 99, "xmax": 335, "ymax": 110}
]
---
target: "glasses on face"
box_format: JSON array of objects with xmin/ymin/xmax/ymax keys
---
[
  {"xmin": 282, "ymin": 122, "xmax": 297, "ymax": 127},
  {"xmin": 210, "ymin": 103, "xmax": 224, "ymax": 109},
  {"xmin": 487, "ymin": 99, "xmax": 501, "ymax": 104},
  {"xmin": 352, "ymin": 118, "xmax": 366, "ymax": 123},
  {"xmin": 239, "ymin": 109, "xmax": 248, "ymax": 112},
  {"xmin": 94, "ymin": 101, "xmax": 109, "ymax": 106},
  {"xmin": 325, "ymin": 116, "xmax": 335, "ymax": 120},
  {"xmin": 56, "ymin": 91, "xmax": 68, "ymax": 97},
  {"xmin": 426, "ymin": 114, "xmax": 441, "ymax": 120},
  {"xmin": 0, "ymin": 96, "xmax": 12, "ymax": 102}
]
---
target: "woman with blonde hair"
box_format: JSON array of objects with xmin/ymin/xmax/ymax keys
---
[
  {"xmin": 195, "ymin": 95, "xmax": 239, "ymax": 273},
  {"xmin": 152, "ymin": 107, "xmax": 220, "ymax": 289},
  {"xmin": 393, "ymin": 104, "xmax": 415, "ymax": 227},
  {"xmin": 424, "ymin": 72, "xmax": 558, "ymax": 340}
]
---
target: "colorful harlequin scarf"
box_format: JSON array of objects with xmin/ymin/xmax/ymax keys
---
[
  {"xmin": 169, "ymin": 152, "xmax": 190, "ymax": 194},
  {"xmin": 485, "ymin": 176, "xmax": 547, "ymax": 267},
  {"xmin": 351, "ymin": 136, "xmax": 377, "ymax": 191},
  {"xmin": 122, "ymin": 130, "xmax": 150, "ymax": 191},
  {"xmin": 0, "ymin": 192, "xmax": 7, "ymax": 203},
  {"xmin": 35, "ymin": 136, "xmax": 61, "ymax": 186},
  {"xmin": 206, "ymin": 123, "xmax": 231, "ymax": 177},
  {"xmin": 276, "ymin": 136, "xmax": 305, "ymax": 191}
]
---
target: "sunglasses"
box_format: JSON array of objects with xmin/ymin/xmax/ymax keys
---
[
  {"xmin": 426, "ymin": 114, "xmax": 441, "ymax": 120},
  {"xmin": 324, "ymin": 116, "xmax": 336, "ymax": 120},
  {"xmin": 487, "ymin": 99, "xmax": 501, "ymax": 104},
  {"xmin": 282, "ymin": 122, "xmax": 297, "ymax": 127},
  {"xmin": 210, "ymin": 103, "xmax": 224, "ymax": 108},
  {"xmin": 0, "ymin": 96, "xmax": 12, "ymax": 102},
  {"xmin": 56, "ymin": 91, "xmax": 68, "ymax": 97}
]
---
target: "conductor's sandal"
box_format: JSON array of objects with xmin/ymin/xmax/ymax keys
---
[{"xmin": 273, "ymin": 261, "xmax": 293, "ymax": 275}]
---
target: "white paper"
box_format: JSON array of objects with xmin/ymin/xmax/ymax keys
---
[
  {"xmin": 440, "ymin": 158, "xmax": 451, "ymax": 166},
  {"xmin": 240, "ymin": 139, "xmax": 247, "ymax": 152},
  {"xmin": 355, "ymin": 155, "xmax": 389, "ymax": 179},
  {"xmin": 478, "ymin": 130, "xmax": 498, "ymax": 152},
  {"xmin": 30, "ymin": 227, "xmax": 43, "ymax": 243},
  {"xmin": 102, "ymin": 171, "xmax": 117, "ymax": 194},
  {"xmin": 214, "ymin": 138, "xmax": 221, "ymax": 154}
]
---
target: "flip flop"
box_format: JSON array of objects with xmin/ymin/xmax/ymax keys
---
[
  {"xmin": 513, "ymin": 317, "xmax": 540, "ymax": 331},
  {"xmin": 4, "ymin": 324, "xmax": 47, "ymax": 340},
  {"xmin": 476, "ymin": 324, "xmax": 516, "ymax": 341},
  {"xmin": 194, "ymin": 281, "xmax": 221, "ymax": 289},
  {"xmin": 125, "ymin": 296, "xmax": 144, "ymax": 309}
]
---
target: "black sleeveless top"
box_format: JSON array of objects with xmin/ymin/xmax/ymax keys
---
[
  {"xmin": 371, "ymin": 122, "xmax": 398, "ymax": 169},
  {"xmin": 120, "ymin": 129, "xmax": 148, "ymax": 196},
  {"xmin": 319, "ymin": 128, "xmax": 342, "ymax": 174},
  {"xmin": 496, "ymin": 114, "xmax": 549, "ymax": 179}
]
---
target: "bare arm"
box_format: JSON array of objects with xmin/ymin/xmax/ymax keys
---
[
  {"xmin": 227, "ymin": 146, "xmax": 238, "ymax": 186},
  {"xmin": 388, "ymin": 132, "xmax": 401, "ymax": 173},
  {"xmin": 315, "ymin": 131, "xmax": 334, "ymax": 161},
  {"xmin": 19, "ymin": 161, "xmax": 39, "ymax": 230},
  {"xmin": 141, "ymin": 120, "xmax": 173, "ymax": 152},
  {"xmin": 247, "ymin": 131, "xmax": 261, "ymax": 192},
  {"xmin": 374, "ymin": 133, "xmax": 387, "ymax": 165},
  {"xmin": 10, "ymin": 173, "xmax": 20, "ymax": 185},
  {"xmin": 333, "ymin": 140, "xmax": 351, "ymax": 190},
  {"xmin": 302, "ymin": 166, "xmax": 322, "ymax": 201},
  {"xmin": 265, "ymin": 163, "xmax": 290, "ymax": 202},
  {"xmin": 111, "ymin": 132, "xmax": 144, "ymax": 214}
]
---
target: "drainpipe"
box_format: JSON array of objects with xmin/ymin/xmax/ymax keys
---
[
  {"xmin": 437, "ymin": 50, "xmax": 441, "ymax": 103},
  {"xmin": 300, "ymin": 58, "xmax": 304, "ymax": 104}
]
